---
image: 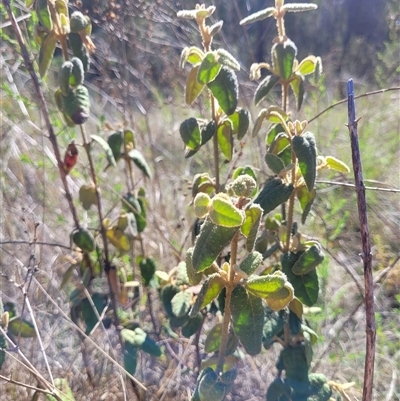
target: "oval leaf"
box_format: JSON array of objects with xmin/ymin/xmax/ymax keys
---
[
  {"xmin": 209, "ymin": 196, "xmax": 244, "ymax": 228},
  {"xmin": 292, "ymin": 132, "xmax": 317, "ymax": 191},
  {"xmin": 186, "ymin": 65, "xmax": 206, "ymax": 105},
  {"xmin": 229, "ymin": 108, "xmax": 250, "ymax": 140},
  {"xmin": 180, "ymin": 117, "xmax": 201, "ymax": 150},
  {"xmin": 197, "ymin": 52, "xmax": 222, "ymax": 85},
  {"xmin": 128, "ymin": 149, "xmax": 152, "ymax": 178},
  {"xmin": 241, "ymin": 204, "xmax": 263, "ymax": 251},
  {"xmin": 325, "ymin": 156, "xmax": 350, "ymax": 173},
  {"xmin": 39, "ymin": 34, "xmax": 57, "ymax": 78},
  {"xmin": 217, "ymin": 120, "xmax": 233, "ymax": 161},
  {"xmin": 207, "ymin": 67, "xmax": 238, "ymax": 116},
  {"xmin": 290, "ymin": 73, "xmax": 305, "ymax": 111},
  {"xmin": 230, "ymin": 285, "xmax": 264, "ymax": 355},
  {"xmin": 254, "ymin": 74, "xmax": 280, "ymax": 106},
  {"xmin": 91, "ymin": 134, "xmax": 116, "ymax": 168},
  {"xmin": 292, "ymin": 244, "xmax": 325, "ymax": 275}
]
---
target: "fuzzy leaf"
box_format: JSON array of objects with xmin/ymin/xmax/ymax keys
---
[
  {"xmin": 39, "ymin": 34, "xmax": 57, "ymax": 78},
  {"xmin": 229, "ymin": 108, "xmax": 250, "ymax": 140},
  {"xmin": 296, "ymin": 186, "xmax": 316, "ymax": 224},
  {"xmin": 180, "ymin": 118, "xmax": 202, "ymax": 150},
  {"xmin": 8, "ymin": 317, "xmax": 36, "ymax": 338},
  {"xmin": 217, "ymin": 120, "xmax": 233, "ymax": 161},
  {"xmin": 325, "ymin": 156, "xmax": 350, "ymax": 173},
  {"xmin": 138, "ymin": 257, "xmax": 156, "ymax": 285},
  {"xmin": 161, "ymin": 284, "xmax": 180, "ymax": 317},
  {"xmin": 246, "ymin": 272, "xmax": 287, "ymax": 297},
  {"xmin": 281, "ymin": 252, "xmax": 319, "ymax": 306},
  {"xmin": 297, "ymin": 55, "xmax": 317, "ymax": 75},
  {"xmin": 182, "ymin": 312, "xmax": 203, "ymax": 338},
  {"xmin": 186, "ymin": 65, "xmax": 206, "ymax": 105},
  {"xmin": 128, "ymin": 149, "xmax": 152, "ymax": 178},
  {"xmin": 79, "ymin": 184, "xmax": 97, "ymax": 211},
  {"xmin": 292, "ymin": 132, "xmax": 317, "ymax": 191},
  {"xmin": 290, "ymin": 73, "xmax": 305, "ymax": 111},
  {"xmin": 197, "ymin": 52, "xmax": 222, "ymax": 84},
  {"xmin": 209, "ymin": 196, "xmax": 245, "ymax": 228},
  {"xmin": 207, "ymin": 67, "xmax": 238, "ymax": 116},
  {"xmin": 230, "ymin": 285, "xmax": 264, "ymax": 355},
  {"xmin": 91, "ymin": 134, "xmax": 117, "ymax": 168},
  {"xmin": 198, "ymin": 369, "xmax": 227, "ymax": 401},
  {"xmin": 106, "ymin": 227, "xmax": 130, "ymax": 252},
  {"xmin": 265, "ymin": 153, "xmax": 285, "ymax": 174},
  {"xmin": 237, "ymin": 251, "xmax": 263, "ymax": 276},
  {"xmin": 192, "ymin": 217, "xmax": 239, "ymax": 272},
  {"xmin": 254, "ymin": 74, "xmax": 280, "ymax": 105},
  {"xmin": 240, "ymin": 7, "xmax": 276, "ymax": 25},
  {"xmin": 171, "ymin": 290, "xmax": 192, "ymax": 317},
  {"xmin": 216, "ymin": 49, "xmax": 240, "ymax": 71},
  {"xmin": 292, "ymin": 244, "xmax": 324, "ymax": 275},
  {"xmin": 241, "ymin": 204, "xmax": 263, "ymax": 251},
  {"xmin": 272, "ymin": 39, "xmax": 297, "ymax": 80},
  {"xmin": 107, "ymin": 131, "xmax": 123, "ymax": 162},
  {"xmin": 186, "ymin": 247, "xmax": 202, "ymax": 285}
]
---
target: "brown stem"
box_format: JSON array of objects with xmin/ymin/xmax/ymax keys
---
[
  {"xmin": 347, "ymin": 79, "xmax": 375, "ymax": 401},
  {"xmin": 2, "ymin": 0, "xmax": 80, "ymax": 228},
  {"xmin": 216, "ymin": 232, "xmax": 239, "ymax": 373}
]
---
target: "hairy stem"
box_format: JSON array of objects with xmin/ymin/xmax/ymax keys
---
[{"xmin": 216, "ymin": 232, "xmax": 239, "ymax": 373}]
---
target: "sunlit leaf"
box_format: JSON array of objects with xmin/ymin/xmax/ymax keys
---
[
  {"xmin": 241, "ymin": 204, "xmax": 262, "ymax": 251},
  {"xmin": 292, "ymin": 132, "xmax": 317, "ymax": 191},
  {"xmin": 186, "ymin": 65, "xmax": 206, "ymax": 105},
  {"xmin": 180, "ymin": 117, "xmax": 202, "ymax": 150},
  {"xmin": 229, "ymin": 108, "xmax": 250, "ymax": 140},
  {"xmin": 128, "ymin": 149, "xmax": 152, "ymax": 178},
  {"xmin": 290, "ymin": 73, "xmax": 305, "ymax": 111},
  {"xmin": 91, "ymin": 134, "xmax": 116, "ymax": 168},
  {"xmin": 296, "ymin": 186, "xmax": 316, "ymax": 224},
  {"xmin": 217, "ymin": 120, "xmax": 233, "ymax": 161},
  {"xmin": 325, "ymin": 156, "xmax": 350, "ymax": 173},
  {"xmin": 197, "ymin": 52, "xmax": 222, "ymax": 84},
  {"xmin": 171, "ymin": 290, "xmax": 192, "ymax": 317},
  {"xmin": 39, "ymin": 34, "xmax": 57, "ymax": 78},
  {"xmin": 292, "ymin": 244, "xmax": 324, "ymax": 275},
  {"xmin": 8, "ymin": 317, "xmax": 36, "ymax": 338},
  {"xmin": 240, "ymin": 7, "xmax": 276, "ymax": 25},
  {"xmin": 207, "ymin": 67, "xmax": 238, "ymax": 116},
  {"xmin": 209, "ymin": 195, "xmax": 244, "ymax": 228},
  {"xmin": 106, "ymin": 227, "xmax": 130, "ymax": 252},
  {"xmin": 254, "ymin": 74, "xmax": 280, "ymax": 105}
]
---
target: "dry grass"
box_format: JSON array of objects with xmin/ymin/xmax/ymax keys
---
[{"xmin": 1, "ymin": 30, "xmax": 400, "ymax": 401}]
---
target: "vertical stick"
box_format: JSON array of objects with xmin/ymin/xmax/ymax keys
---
[{"xmin": 347, "ymin": 79, "xmax": 376, "ymax": 401}]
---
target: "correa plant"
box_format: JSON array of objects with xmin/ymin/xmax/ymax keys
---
[{"xmin": 174, "ymin": 2, "xmax": 353, "ymax": 401}]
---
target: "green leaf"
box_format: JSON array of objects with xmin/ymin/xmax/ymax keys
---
[
  {"xmin": 201, "ymin": 120, "xmax": 217, "ymax": 146},
  {"xmin": 229, "ymin": 108, "xmax": 250, "ymax": 140},
  {"xmin": 272, "ymin": 39, "xmax": 297, "ymax": 80},
  {"xmin": 216, "ymin": 49, "xmax": 240, "ymax": 71},
  {"xmin": 282, "ymin": 3, "xmax": 318, "ymax": 13},
  {"xmin": 45, "ymin": 378, "xmax": 76, "ymax": 401},
  {"xmin": 36, "ymin": 0, "xmax": 53, "ymax": 31},
  {"xmin": 269, "ymin": 133, "xmax": 290, "ymax": 155},
  {"xmin": 266, "ymin": 123, "xmax": 285, "ymax": 146},
  {"xmin": 171, "ymin": 290, "xmax": 192, "ymax": 317},
  {"xmin": 292, "ymin": 132, "xmax": 317, "ymax": 191},
  {"xmin": 192, "ymin": 217, "xmax": 239, "ymax": 272},
  {"xmin": 292, "ymin": 244, "xmax": 325, "ymax": 275},
  {"xmin": 138, "ymin": 257, "xmax": 156, "ymax": 285},
  {"xmin": 297, "ymin": 55, "xmax": 317, "ymax": 76},
  {"xmin": 180, "ymin": 118, "xmax": 202, "ymax": 150},
  {"xmin": 281, "ymin": 252, "xmax": 319, "ymax": 306},
  {"xmin": 207, "ymin": 67, "xmax": 238, "ymax": 116},
  {"xmin": 197, "ymin": 52, "xmax": 222, "ymax": 85},
  {"xmin": 106, "ymin": 227, "xmax": 130, "ymax": 252},
  {"xmin": 161, "ymin": 284, "xmax": 180, "ymax": 317},
  {"xmin": 254, "ymin": 177, "xmax": 294, "ymax": 215},
  {"xmin": 141, "ymin": 333, "xmax": 162, "ymax": 356},
  {"xmin": 290, "ymin": 73, "xmax": 305, "ymax": 111},
  {"xmin": 325, "ymin": 156, "xmax": 350, "ymax": 173},
  {"xmin": 181, "ymin": 312, "xmax": 203, "ymax": 338},
  {"xmin": 192, "ymin": 173, "xmax": 215, "ymax": 198},
  {"xmin": 123, "ymin": 341, "xmax": 138, "ymax": 376},
  {"xmin": 296, "ymin": 186, "xmax": 316, "ymax": 224},
  {"xmin": 128, "ymin": 149, "xmax": 152, "ymax": 178},
  {"xmin": 241, "ymin": 204, "xmax": 263, "ymax": 251},
  {"xmin": 107, "ymin": 131, "xmax": 123, "ymax": 162},
  {"xmin": 198, "ymin": 369, "xmax": 227, "ymax": 401},
  {"xmin": 265, "ymin": 153, "xmax": 285, "ymax": 174},
  {"xmin": 194, "ymin": 192, "xmax": 211, "ymax": 218},
  {"xmin": 78, "ymin": 184, "xmax": 97, "ymax": 211},
  {"xmin": 8, "ymin": 317, "xmax": 36, "ymax": 338},
  {"xmin": 237, "ymin": 251, "xmax": 263, "ymax": 276},
  {"xmin": 230, "ymin": 285, "xmax": 264, "ymax": 355},
  {"xmin": 91, "ymin": 134, "xmax": 117, "ymax": 168},
  {"xmin": 263, "ymin": 309, "xmax": 288, "ymax": 349},
  {"xmin": 204, "ymin": 323, "xmax": 223, "ymax": 353},
  {"xmin": 209, "ymin": 195, "xmax": 245, "ymax": 228},
  {"xmin": 186, "ymin": 248, "xmax": 202, "ymax": 285},
  {"xmin": 122, "ymin": 193, "xmax": 147, "ymax": 232},
  {"xmin": 186, "ymin": 65, "xmax": 206, "ymax": 105},
  {"xmin": 246, "ymin": 272, "xmax": 286, "ymax": 296},
  {"xmin": 254, "ymin": 74, "xmax": 280, "ymax": 105},
  {"xmin": 217, "ymin": 120, "xmax": 233, "ymax": 161},
  {"xmin": 39, "ymin": 34, "xmax": 57, "ymax": 78},
  {"xmin": 240, "ymin": 7, "xmax": 276, "ymax": 25},
  {"xmin": 81, "ymin": 293, "xmax": 105, "ymax": 334},
  {"xmin": 180, "ymin": 46, "xmax": 205, "ymax": 68},
  {"xmin": 189, "ymin": 274, "xmax": 225, "ymax": 317},
  {"xmin": 72, "ymin": 228, "xmax": 95, "ymax": 253}
]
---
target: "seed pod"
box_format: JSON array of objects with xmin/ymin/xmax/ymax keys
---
[
  {"xmin": 59, "ymin": 61, "xmax": 74, "ymax": 96},
  {"xmin": 253, "ymin": 176, "xmax": 294, "ymax": 215},
  {"xmin": 70, "ymin": 11, "xmax": 89, "ymax": 33},
  {"xmin": 72, "ymin": 228, "xmax": 95, "ymax": 253},
  {"xmin": 69, "ymin": 33, "xmax": 90, "ymax": 72},
  {"xmin": 62, "ymin": 85, "xmax": 90, "ymax": 125},
  {"xmin": 70, "ymin": 57, "xmax": 85, "ymax": 87}
]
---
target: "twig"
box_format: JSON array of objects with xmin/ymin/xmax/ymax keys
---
[
  {"xmin": 347, "ymin": 79, "xmax": 375, "ymax": 401},
  {"xmin": 316, "ymin": 180, "xmax": 400, "ymax": 193},
  {"xmin": 308, "ymin": 86, "xmax": 400, "ymax": 124},
  {"xmin": 0, "ymin": 240, "xmax": 71, "ymax": 250},
  {"xmin": 0, "ymin": 374, "xmax": 58, "ymax": 397}
]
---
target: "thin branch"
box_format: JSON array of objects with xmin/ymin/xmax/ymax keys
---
[
  {"xmin": 308, "ymin": 86, "xmax": 400, "ymax": 124},
  {"xmin": 347, "ymin": 79, "xmax": 375, "ymax": 401},
  {"xmin": 316, "ymin": 180, "xmax": 400, "ymax": 193},
  {"xmin": 0, "ymin": 240, "xmax": 71, "ymax": 250}
]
